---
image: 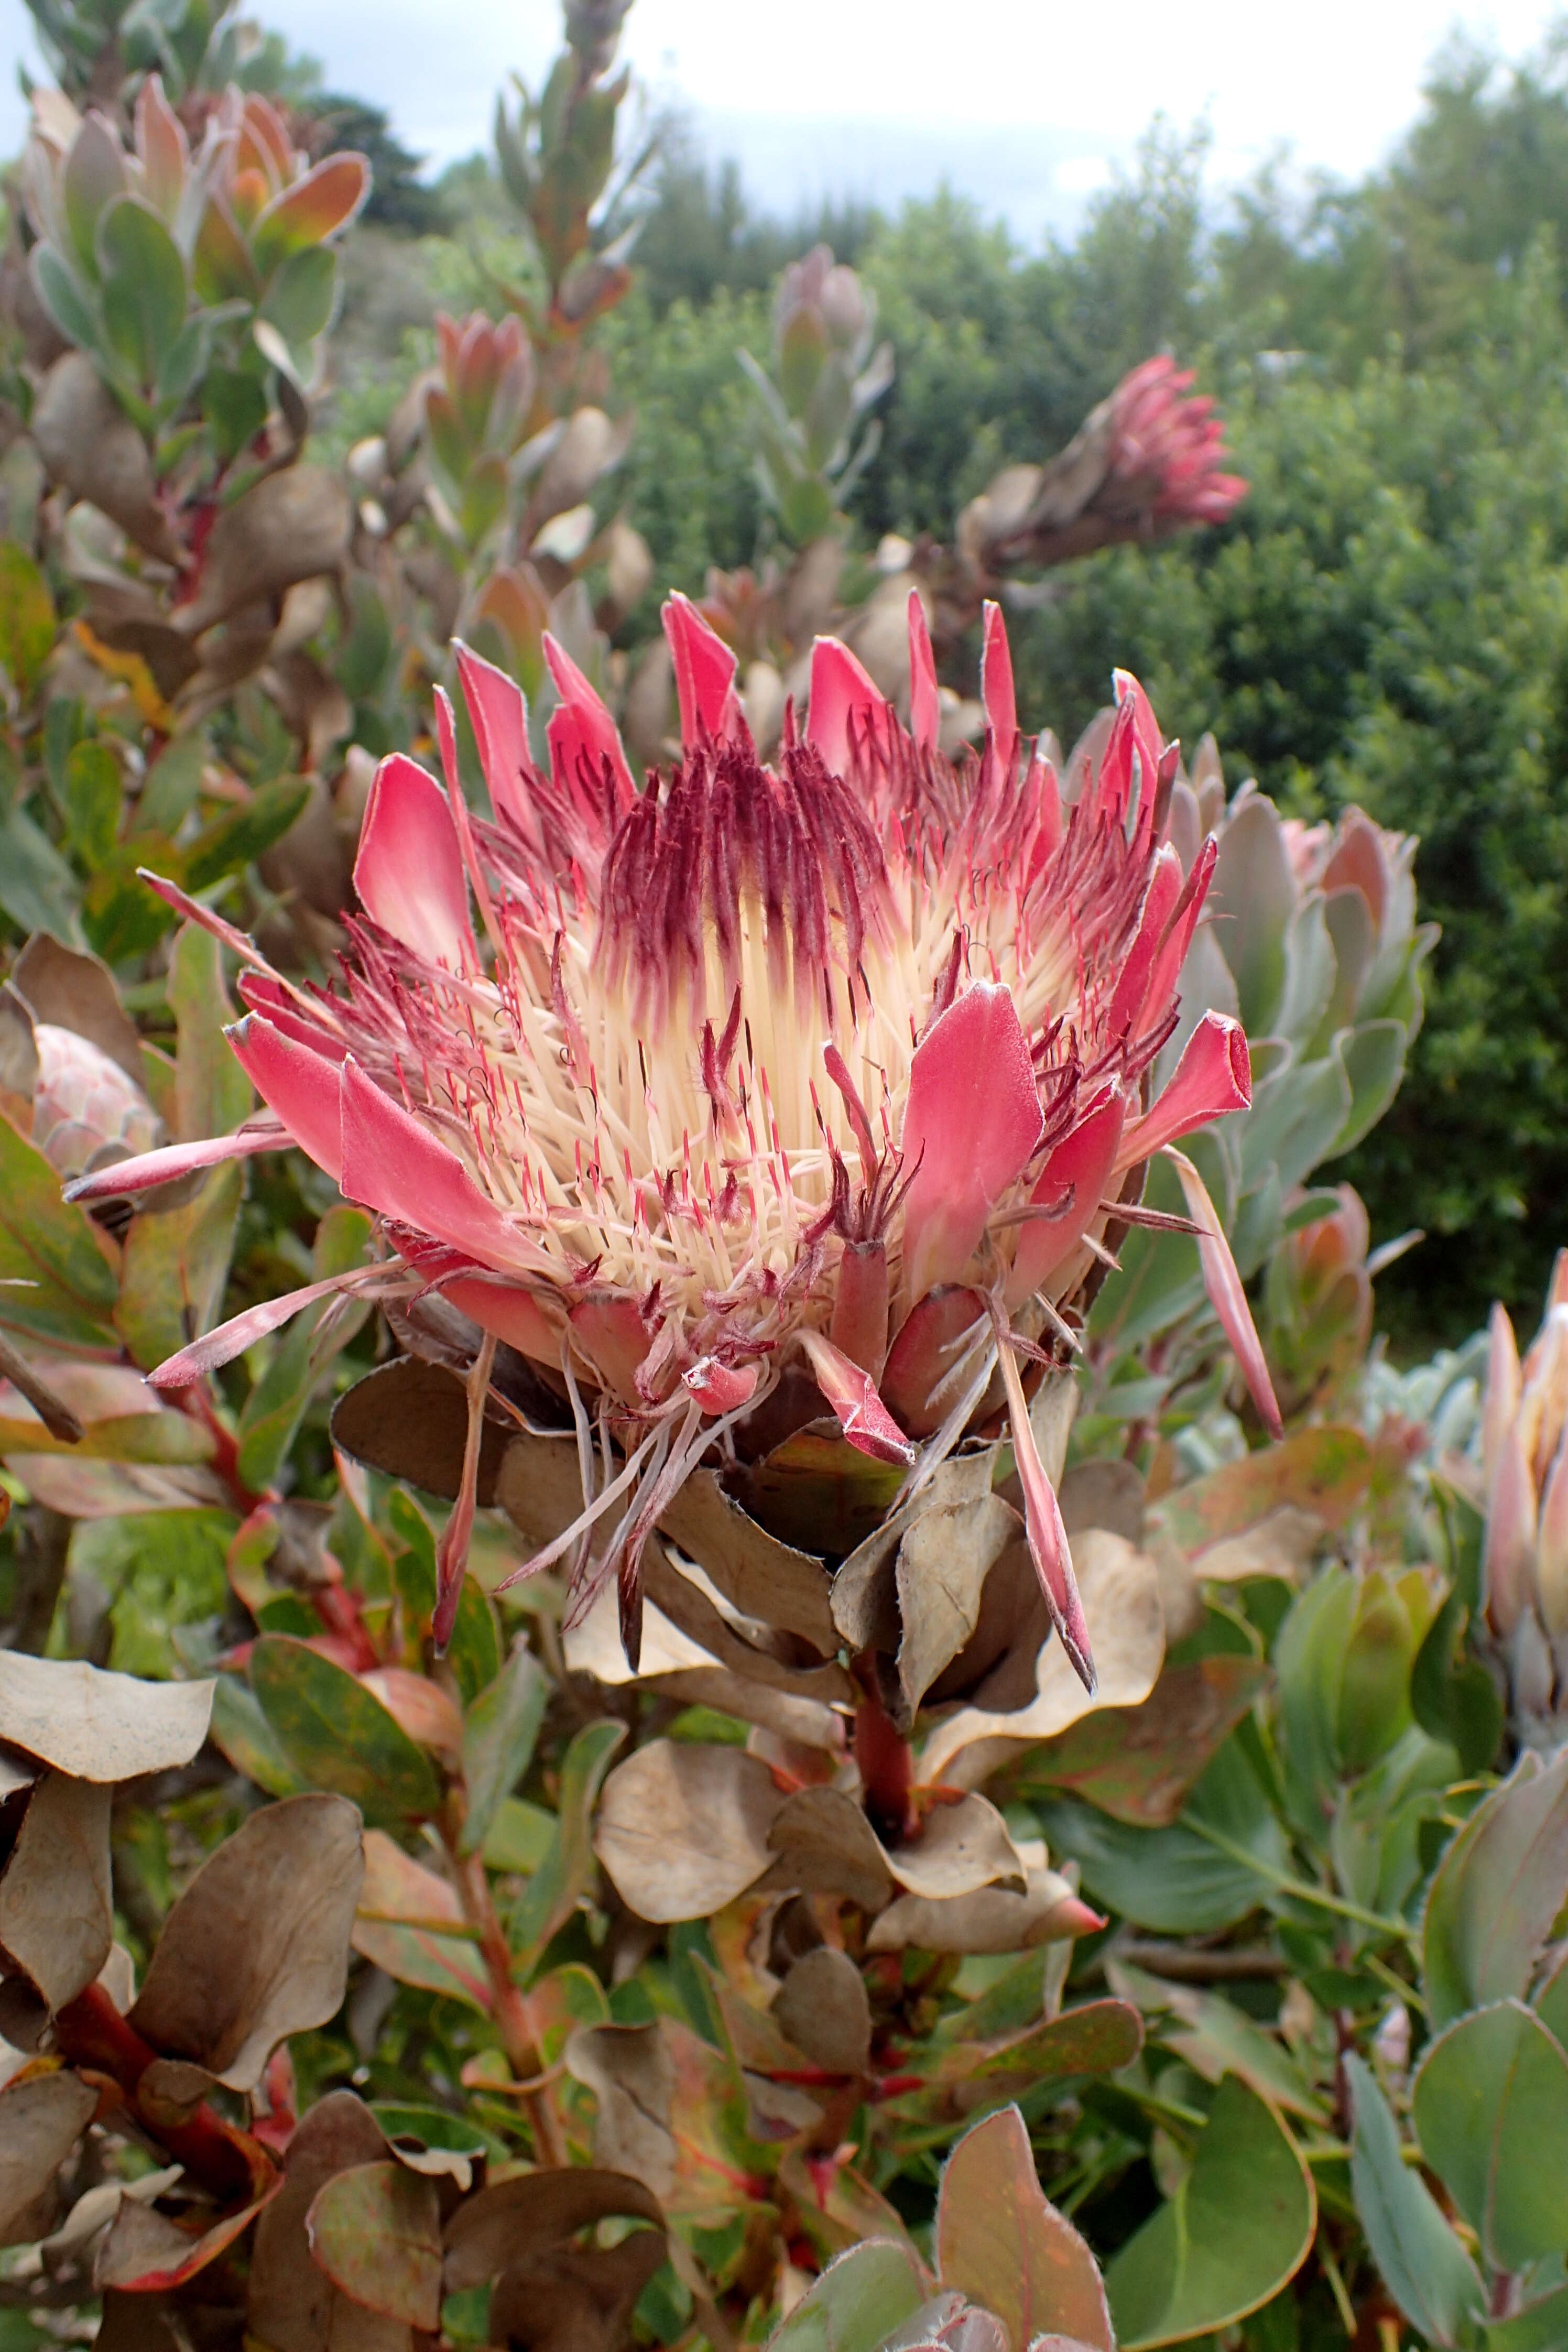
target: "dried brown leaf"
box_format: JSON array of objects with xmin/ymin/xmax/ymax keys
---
[
  {"xmin": 772, "ymin": 1948, "xmax": 872, "ymax": 2075},
  {"xmin": 0, "ymin": 1771, "xmax": 112, "ymax": 2013},
  {"xmin": 659, "ymin": 1469, "xmax": 836, "ymax": 1654},
  {"xmin": 887, "ymin": 1795, "xmax": 1026, "ymax": 1900},
  {"xmin": 832, "ymin": 1454, "xmax": 997, "ymax": 1654},
  {"xmin": 868, "ymin": 1854, "xmax": 1090, "ymax": 1955},
  {"xmin": 31, "ymin": 355, "xmax": 183, "ymax": 561},
  {"xmin": 565, "ymin": 2022, "xmax": 677, "ymax": 2198},
  {"xmin": 593, "ymin": 1740, "xmax": 782, "ymax": 1923},
  {"xmin": 487, "ymin": 2234, "xmax": 667, "ymax": 2352},
  {"xmin": 130, "ymin": 1793, "xmax": 363, "ymax": 2089},
  {"xmin": 443, "ymin": 2169, "xmax": 664, "ymax": 2293},
  {"xmin": 11, "ymin": 935, "xmax": 145, "ymax": 1088},
  {"xmin": 1058, "ymin": 1460, "xmax": 1145, "ymax": 1547},
  {"xmin": 759, "ymin": 1787, "xmax": 894, "ymax": 1912},
  {"xmin": 249, "ymin": 2092, "xmax": 405, "ymax": 2352},
  {"xmin": 919, "ymin": 1530, "xmax": 1165, "ymax": 1791},
  {"xmin": 897, "ymin": 1494, "xmax": 1024, "ymax": 1722},
  {"xmin": 180, "ymin": 468, "xmax": 352, "ymax": 635},
  {"xmin": 0, "ymin": 2072, "xmax": 95, "ymax": 2245},
  {"xmin": 332, "ymin": 1359, "xmax": 513, "ymax": 1507},
  {"xmin": 0, "ymin": 1653, "xmax": 213, "ymax": 1781}
]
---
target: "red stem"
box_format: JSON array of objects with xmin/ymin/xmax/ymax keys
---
[{"xmin": 53, "ymin": 1983, "xmax": 273, "ymax": 2204}]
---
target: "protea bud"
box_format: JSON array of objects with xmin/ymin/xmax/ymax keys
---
[
  {"xmin": 1478, "ymin": 1259, "xmax": 1568, "ymax": 1748},
  {"xmin": 86, "ymin": 592, "xmax": 1282, "ymax": 1694},
  {"xmin": 0, "ymin": 938, "xmax": 162, "ymax": 1200},
  {"xmin": 740, "ymin": 246, "xmax": 894, "ymax": 546},
  {"xmin": 958, "ymin": 355, "xmax": 1247, "ymax": 579}
]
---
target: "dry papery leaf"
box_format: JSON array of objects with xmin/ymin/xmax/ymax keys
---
[
  {"xmin": 10, "ymin": 935, "xmax": 146, "ymax": 1084},
  {"xmin": 31, "ymin": 354, "xmax": 183, "ymax": 562},
  {"xmin": 248, "ymin": 2090, "xmax": 406, "ymax": 2352},
  {"xmin": 896, "ymin": 1493, "xmax": 1025, "ymax": 1725},
  {"xmin": 443, "ymin": 2167, "xmax": 665, "ymax": 2292},
  {"xmin": 0, "ymin": 1771, "xmax": 111, "ymax": 2021},
  {"xmin": 129, "ymin": 1793, "xmax": 363, "ymax": 2090},
  {"xmin": 0, "ymin": 1652, "xmax": 213, "ymax": 1781},
  {"xmin": 772, "ymin": 1947, "xmax": 872, "ymax": 2075},
  {"xmin": 1058, "ymin": 1459, "xmax": 1145, "ymax": 1547},
  {"xmin": 179, "ymin": 467, "xmax": 353, "ymax": 636},
  {"xmin": 0, "ymin": 2072, "xmax": 96, "ymax": 2246},
  {"xmin": 831, "ymin": 1454, "xmax": 997, "ymax": 1656},
  {"xmin": 565, "ymin": 2023, "xmax": 678, "ymax": 2198},
  {"xmin": 596, "ymin": 1737, "xmax": 1031, "ymax": 1936},
  {"xmin": 331, "ymin": 1356, "xmax": 517, "ymax": 1508},
  {"xmin": 593, "ymin": 1740, "xmax": 783, "ymax": 1923},
  {"xmin": 488, "ymin": 2234, "xmax": 668, "ymax": 2352},
  {"xmin": 919, "ymin": 1529, "xmax": 1165, "ymax": 1791},
  {"xmin": 94, "ymin": 2188, "xmax": 271, "ymax": 2293},
  {"xmin": 868, "ymin": 1844, "xmax": 1091, "ymax": 1956}
]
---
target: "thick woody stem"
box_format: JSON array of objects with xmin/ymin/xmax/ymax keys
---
[
  {"xmin": 852, "ymin": 1662, "xmax": 916, "ymax": 1846},
  {"xmin": 53, "ymin": 1982, "xmax": 273, "ymax": 2204}
]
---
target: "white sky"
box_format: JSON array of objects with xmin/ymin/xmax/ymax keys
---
[{"xmin": 3, "ymin": 0, "xmax": 1565, "ymax": 235}]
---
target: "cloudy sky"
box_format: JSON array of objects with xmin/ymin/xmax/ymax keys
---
[{"xmin": 3, "ymin": 0, "xmax": 1564, "ymax": 236}]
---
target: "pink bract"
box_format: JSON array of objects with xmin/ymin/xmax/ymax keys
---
[{"xmin": 85, "ymin": 593, "xmax": 1277, "ymax": 1687}]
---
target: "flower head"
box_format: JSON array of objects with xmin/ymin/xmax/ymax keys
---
[
  {"xmin": 1479, "ymin": 1258, "xmax": 1568, "ymax": 1736},
  {"xmin": 87, "ymin": 594, "xmax": 1276, "ymax": 1683}
]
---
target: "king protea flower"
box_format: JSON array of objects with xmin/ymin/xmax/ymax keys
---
[{"xmin": 74, "ymin": 593, "xmax": 1279, "ymax": 1682}]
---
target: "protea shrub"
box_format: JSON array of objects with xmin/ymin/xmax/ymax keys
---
[{"xmin": 79, "ymin": 592, "xmax": 1280, "ymax": 1914}]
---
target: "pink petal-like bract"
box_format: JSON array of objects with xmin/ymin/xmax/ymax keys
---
[
  {"xmin": 1007, "ymin": 1083, "xmax": 1126, "ymax": 1308},
  {"xmin": 807, "ymin": 633, "xmax": 892, "ymax": 777},
  {"xmin": 338, "ymin": 1057, "xmax": 539, "ymax": 1276},
  {"xmin": 995, "ymin": 1333, "xmax": 1094, "ymax": 1692},
  {"xmin": 900, "ymin": 982, "xmax": 1044, "ymax": 1302},
  {"xmin": 353, "ymin": 754, "xmax": 473, "ymax": 969},
  {"xmin": 454, "ymin": 638, "xmax": 537, "ymax": 847},
  {"xmin": 149, "ymin": 1267, "xmax": 380, "ymax": 1388},
  {"xmin": 799, "ymin": 1330, "xmax": 914, "ymax": 1466},
  {"xmin": 62, "ymin": 1122, "xmax": 288, "ymax": 1203},
  {"xmin": 1166, "ymin": 1146, "xmax": 1284, "ymax": 1439},
  {"xmin": 1485, "ymin": 1421, "xmax": 1538, "ymax": 1639},
  {"xmin": 543, "ymin": 633, "xmax": 635, "ymax": 812},
  {"xmin": 663, "ymin": 592, "xmax": 743, "ymax": 749},
  {"xmin": 1121, "ymin": 1011, "xmax": 1251, "ymax": 1168},
  {"xmin": 908, "ymin": 590, "xmax": 939, "ymax": 755},
  {"xmin": 119, "ymin": 595, "xmax": 1272, "ymax": 1659},
  {"xmin": 228, "ymin": 1016, "xmax": 346, "ymax": 1180},
  {"xmin": 1483, "ymin": 1302, "xmax": 1522, "ymax": 1488},
  {"xmin": 981, "ymin": 600, "xmax": 1016, "ymax": 756}
]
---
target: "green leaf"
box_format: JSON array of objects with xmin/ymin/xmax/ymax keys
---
[
  {"xmin": 0, "ymin": 545, "xmax": 56, "ymax": 698},
  {"xmin": 1422, "ymin": 1747, "xmax": 1568, "ymax": 2030},
  {"xmin": 760, "ymin": 2240, "xmax": 924, "ymax": 2352},
  {"xmin": 481, "ymin": 1795, "xmax": 556, "ymax": 1875},
  {"xmin": 169, "ymin": 918, "xmax": 251, "ymax": 1138},
  {"xmin": 1105, "ymin": 2078, "xmax": 1316, "ymax": 2349},
  {"xmin": 1411, "ymin": 1584, "xmax": 1504, "ymax": 1777},
  {"xmin": 1274, "ymin": 1565, "xmax": 1355, "ymax": 1834},
  {"xmin": 0, "ymin": 1111, "xmax": 119, "ymax": 1348},
  {"xmin": 1412, "ymin": 1999, "xmax": 1568, "ymax": 2271},
  {"xmin": 1108, "ymin": 1961, "xmax": 1322, "ymax": 2121},
  {"xmin": 511, "ymin": 1717, "xmax": 626, "ymax": 1966},
  {"xmin": 891, "ymin": 2000, "xmax": 1144, "ymax": 2130},
  {"xmin": 135, "ymin": 733, "xmax": 207, "ymax": 837},
  {"xmin": 258, "ymin": 245, "xmax": 336, "ymax": 351},
  {"xmin": 96, "ymin": 197, "xmax": 188, "ymax": 382},
  {"xmin": 182, "ymin": 777, "xmax": 309, "ymax": 891},
  {"xmin": 30, "ymin": 245, "xmax": 108, "ymax": 361},
  {"xmin": 202, "ymin": 366, "xmax": 269, "ymax": 466},
  {"xmin": 1488, "ymin": 2289, "xmax": 1568, "ymax": 2351},
  {"xmin": 208, "ymin": 1672, "xmax": 310, "ymax": 1799},
  {"xmin": 387, "ymin": 1488, "xmax": 498, "ymax": 1703},
  {"xmin": 81, "ymin": 859, "xmax": 175, "ymax": 963},
  {"xmin": 0, "ymin": 805, "xmax": 84, "ymax": 944},
  {"xmin": 937, "ymin": 2103, "xmax": 1113, "ymax": 2351},
  {"xmin": 234, "ymin": 1205, "xmax": 371, "ymax": 1489},
  {"xmin": 249, "ymin": 1637, "xmax": 442, "ymax": 1824},
  {"xmin": 304, "ymin": 2162, "xmax": 441, "ymax": 2331},
  {"xmin": 63, "ymin": 739, "xmax": 121, "ymax": 870},
  {"xmin": 367, "ymin": 2103, "xmax": 501, "ymax": 2165},
  {"xmin": 459, "ymin": 1640, "xmax": 546, "ymax": 1857},
  {"xmin": 1037, "ymin": 1794, "xmax": 1273, "ymax": 1936},
  {"xmin": 1345, "ymin": 2054, "xmax": 1485, "ymax": 2351},
  {"xmin": 115, "ymin": 1161, "xmax": 242, "ymax": 1370}
]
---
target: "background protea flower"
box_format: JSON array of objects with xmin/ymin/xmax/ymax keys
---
[{"xmin": 77, "ymin": 592, "xmax": 1279, "ymax": 1674}]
